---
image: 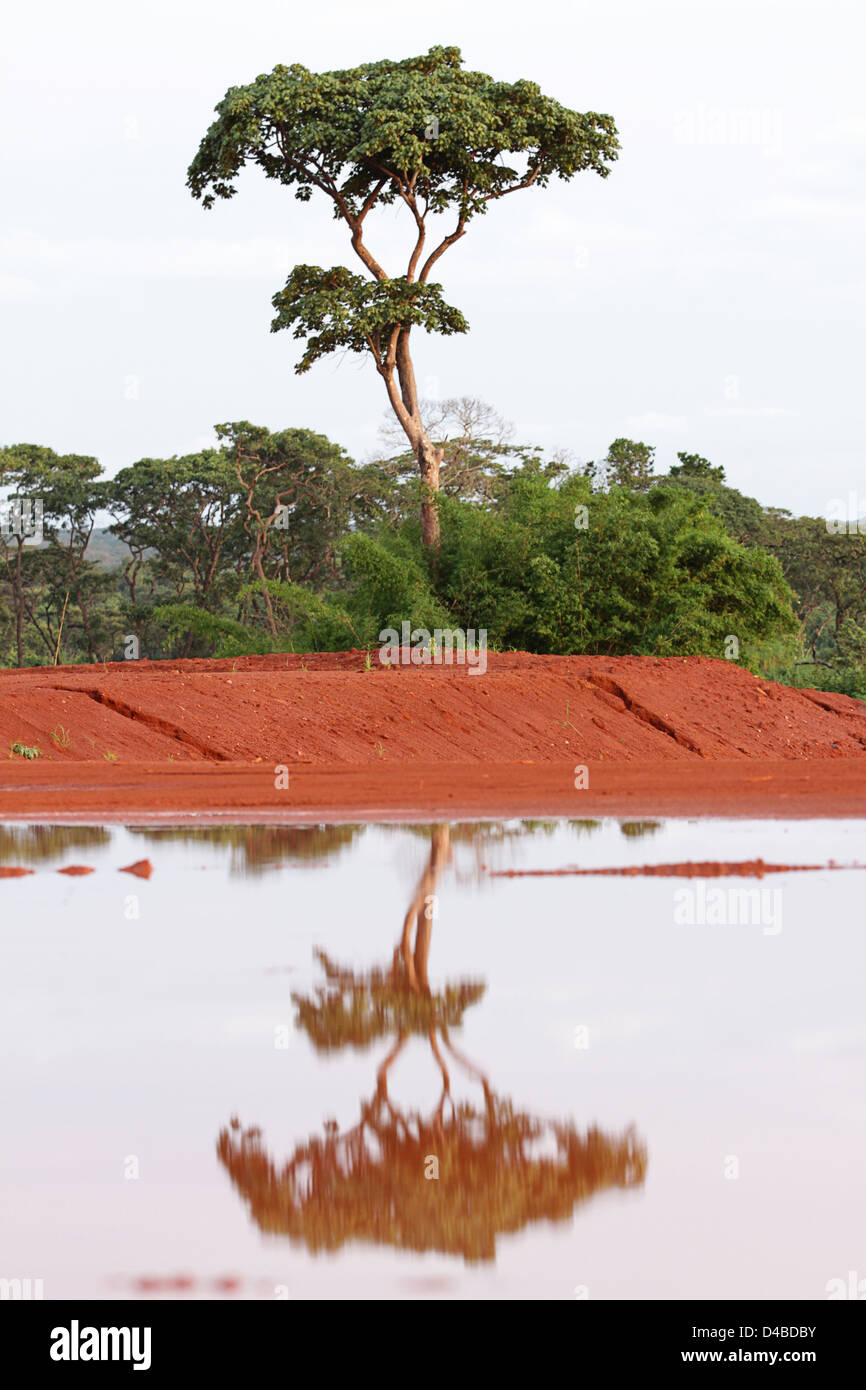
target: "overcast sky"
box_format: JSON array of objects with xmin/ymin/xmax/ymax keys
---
[{"xmin": 1, "ymin": 0, "xmax": 863, "ymax": 515}]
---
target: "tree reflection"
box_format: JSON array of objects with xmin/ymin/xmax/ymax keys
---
[
  {"xmin": 124, "ymin": 819, "xmax": 608, "ymax": 878},
  {"xmin": 218, "ymin": 826, "xmax": 646, "ymax": 1262},
  {"xmin": 0, "ymin": 824, "xmax": 110, "ymax": 863}
]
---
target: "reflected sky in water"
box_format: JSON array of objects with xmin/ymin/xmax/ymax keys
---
[{"xmin": 1, "ymin": 818, "xmax": 864, "ymax": 1299}]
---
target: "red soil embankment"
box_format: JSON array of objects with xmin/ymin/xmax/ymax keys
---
[{"xmin": 0, "ymin": 652, "xmax": 864, "ymax": 819}]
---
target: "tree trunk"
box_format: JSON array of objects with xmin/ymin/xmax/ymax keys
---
[
  {"xmin": 15, "ymin": 540, "xmax": 23, "ymax": 668},
  {"xmin": 390, "ymin": 329, "xmax": 443, "ymax": 549},
  {"xmin": 417, "ymin": 436, "xmax": 443, "ymax": 548},
  {"xmin": 254, "ymin": 543, "xmax": 278, "ymax": 639},
  {"xmin": 76, "ymin": 588, "xmax": 97, "ymax": 662}
]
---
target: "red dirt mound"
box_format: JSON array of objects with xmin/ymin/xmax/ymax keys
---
[{"xmin": 0, "ymin": 652, "xmax": 864, "ymax": 819}]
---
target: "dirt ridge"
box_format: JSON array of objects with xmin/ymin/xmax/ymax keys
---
[
  {"xmin": 1, "ymin": 653, "xmax": 865, "ymax": 820},
  {"xmin": 58, "ymin": 687, "xmax": 230, "ymax": 761},
  {"xmin": 1, "ymin": 653, "xmax": 863, "ymax": 767}
]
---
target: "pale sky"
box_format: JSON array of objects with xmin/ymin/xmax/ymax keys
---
[{"xmin": 1, "ymin": 0, "xmax": 863, "ymax": 515}]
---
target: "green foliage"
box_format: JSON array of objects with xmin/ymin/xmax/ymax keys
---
[
  {"xmin": 339, "ymin": 531, "xmax": 451, "ymax": 637},
  {"xmin": 0, "ymin": 442, "xmax": 112, "ymax": 666},
  {"xmin": 3, "ymin": 415, "xmax": 863, "ymax": 700},
  {"xmin": 187, "ymin": 44, "xmax": 618, "ymax": 531},
  {"xmin": 152, "ymin": 604, "xmax": 271, "ymax": 658},
  {"xmin": 669, "ymin": 451, "xmax": 725, "ymax": 483},
  {"xmin": 654, "ymin": 451, "xmax": 768, "ymax": 545},
  {"xmin": 272, "ymin": 267, "xmax": 468, "ymax": 373},
  {"xmin": 188, "ymin": 45, "xmax": 619, "ymax": 218},
  {"xmin": 10, "ymin": 742, "xmax": 40, "ymax": 759},
  {"xmin": 427, "ymin": 473, "xmax": 798, "ymax": 660},
  {"xmin": 107, "ymin": 449, "xmax": 243, "ymax": 607},
  {"xmin": 585, "ymin": 437, "xmax": 656, "ymax": 492},
  {"xmin": 656, "ymin": 459, "xmax": 866, "ymax": 693},
  {"xmin": 247, "ymin": 580, "xmax": 359, "ymax": 651}
]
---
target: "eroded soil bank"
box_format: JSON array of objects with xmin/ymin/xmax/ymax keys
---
[{"xmin": 1, "ymin": 652, "xmax": 864, "ymax": 819}]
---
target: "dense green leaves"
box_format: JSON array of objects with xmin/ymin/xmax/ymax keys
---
[
  {"xmin": 0, "ymin": 443, "xmax": 110, "ymax": 666},
  {"xmin": 188, "ymin": 45, "xmax": 619, "ymax": 220},
  {"xmin": 650, "ymin": 453, "xmax": 866, "ymax": 694},
  {"xmin": 271, "ymin": 267, "xmax": 468, "ymax": 372},
  {"xmin": 422, "ymin": 474, "xmax": 798, "ymax": 661},
  {"xmin": 3, "ymin": 420, "xmax": 864, "ymax": 699}
]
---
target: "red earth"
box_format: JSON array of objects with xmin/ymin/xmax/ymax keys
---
[{"xmin": 1, "ymin": 651, "xmax": 864, "ymax": 820}]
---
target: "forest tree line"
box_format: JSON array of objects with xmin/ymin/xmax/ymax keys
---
[{"xmin": 1, "ymin": 401, "xmax": 864, "ymax": 698}]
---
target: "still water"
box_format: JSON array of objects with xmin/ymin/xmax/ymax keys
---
[{"xmin": 1, "ymin": 818, "xmax": 864, "ymax": 1300}]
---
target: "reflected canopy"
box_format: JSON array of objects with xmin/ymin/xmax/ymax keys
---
[{"xmin": 218, "ymin": 826, "xmax": 647, "ymax": 1261}]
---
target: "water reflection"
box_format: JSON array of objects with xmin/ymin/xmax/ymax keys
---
[
  {"xmin": 619, "ymin": 821, "xmax": 663, "ymax": 840},
  {"xmin": 0, "ymin": 818, "xmax": 663, "ymax": 877},
  {"xmin": 0, "ymin": 824, "xmax": 110, "ymax": 862},
  {"xmin": 218, "ymin": 826, "xmax": 647, "ymax": 1263},
  {"xmin": 133, "ymin": 824, "xmax": 362, "ymax": 875}
]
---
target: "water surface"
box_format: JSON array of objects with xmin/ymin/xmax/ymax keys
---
[{"xmin": 1, "ymin": 818, "xmax": 863, "ymax": 1299}]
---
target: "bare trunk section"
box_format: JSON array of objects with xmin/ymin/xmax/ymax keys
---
[
  {"xmin": 253, "ymin": 544, "xmax": 278, "ymax": 639},
  {"xmin": 417, "ymin": 435, "xmax": 443, "ymax": 548},
  {"xmin": 386, "ymin": 328, "xmax": 443, "ymax": 549},
  {"xmin": 15, "ymin": 540, "xmax": 23, "ymax": 668}
]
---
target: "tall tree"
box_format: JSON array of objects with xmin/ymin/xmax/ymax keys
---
[
  {"xmin": 0, "ymin": 444, "xmax": 103, "ymax": 666},
  {"xmin": 585, "ymin": 437, "xmax": 656, "ymax": 491},
  {"xmin": 187, "ymin": 45, "xmax": 619, "ymax": 547},
  {"xmin": 215, "ymin": 421, "xmax": 377, "ymax": 635},
  {"xmin": 107, "ymin": 449, "xmax": 245, "ymax": 659}
]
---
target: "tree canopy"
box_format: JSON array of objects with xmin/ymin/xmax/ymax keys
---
[{"xmin": 188, "ymin": 46, "xmax": 619, "ymax": 544}]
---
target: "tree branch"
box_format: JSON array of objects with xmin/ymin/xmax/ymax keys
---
[
  {"xmin": 419, "ymin": 220, "xmax": 467, "ymax": 282},
  {"xmin": 480, "ymin": 160, "xmax": 544, "ymax": 203}
]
